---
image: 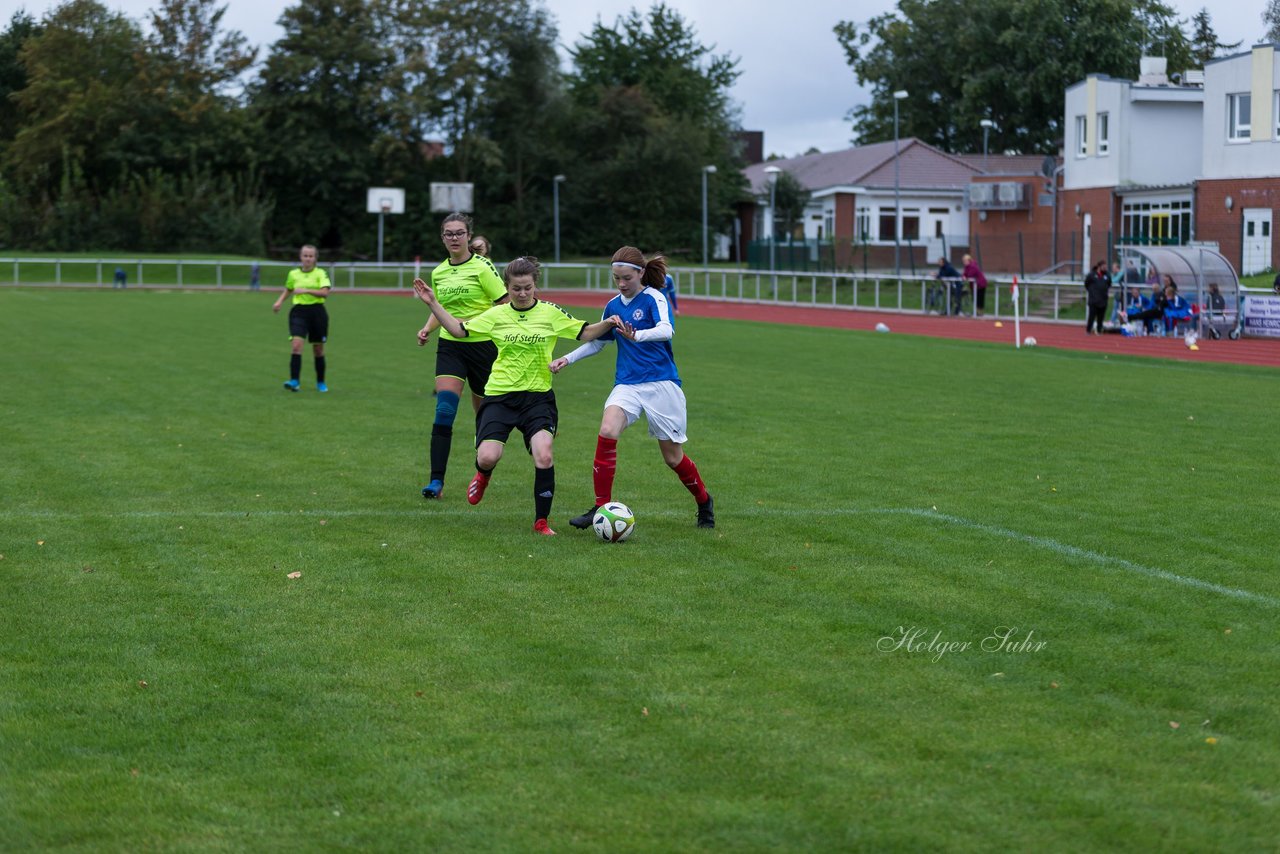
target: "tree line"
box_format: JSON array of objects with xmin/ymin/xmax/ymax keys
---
[
  {"xmin": 835, "ymin": 1, "xmax": 1253, "ymax": 157},
  {"xmin": 2, "ymin": 0, "xmax": 1266, "ymax": 259},
  {"xmin": 0, "ymin": 0, "xmax": 747, "ymax": 259}
]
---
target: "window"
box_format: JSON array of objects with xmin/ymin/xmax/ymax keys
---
[
  {"xmin": 1119, "ymin": 199, "xmax": 1193, "ymax": 246},
  {"xmin": 1075, "ymin": 115, "xmax": 1087, "ymax": 156},
  {"xmin": 878, "ymin": 212, "xmax": 896, "ymax": 241},
  {"xmin": 1275, "ymin": 92, "xmax": 1279, "ymax": 139},
  {"xmin": 1097, "ymin": 112, "xmax": 1110, "ymax": 155},
  {"xmin": 856, "ymin": 207, "xmax": 871, "ymax": 242},
  {"xmin": 901, "ymin": 210, "xmax": 920, "ymax": 241},
  {"xmin": 1228, "ymin": 93, "xmax": 1251, "ymax": 141}
]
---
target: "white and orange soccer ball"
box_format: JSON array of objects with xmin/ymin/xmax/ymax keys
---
[{"xmin": 592, "ymin": 501, "xmax": 635, "ymax": 543}]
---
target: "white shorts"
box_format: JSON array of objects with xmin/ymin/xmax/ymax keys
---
[{"xmin": 604, "ymin": 381, "xmax": 688, "ymax": 443}]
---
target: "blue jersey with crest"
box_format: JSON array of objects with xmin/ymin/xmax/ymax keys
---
[{"xmin": 599, "ymin": 287, "xmax": 680, "ymax": 386}]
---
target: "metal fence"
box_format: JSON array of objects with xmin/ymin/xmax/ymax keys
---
[{"xmin": 1, "ymin": 256, "xmax": 1090, "ymax": 323}]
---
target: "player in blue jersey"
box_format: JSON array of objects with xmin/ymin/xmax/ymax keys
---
[{"xmin": 550, "ymin": 246, "xmax": 714, "ymax": 529}]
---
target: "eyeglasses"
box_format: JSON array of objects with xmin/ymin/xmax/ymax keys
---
[{"xmin": 442, "ymin": 230, "xmax": 469, "ymax": 239}]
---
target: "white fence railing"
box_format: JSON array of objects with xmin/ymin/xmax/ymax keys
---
[{"xmin": 2, "ymin": 257, "xmax": 1094, "ymax": 322}]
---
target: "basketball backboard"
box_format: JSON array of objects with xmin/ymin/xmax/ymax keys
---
[{"xmin": 366, "ymin": 187, "xmax": 405, "ymax": 214}]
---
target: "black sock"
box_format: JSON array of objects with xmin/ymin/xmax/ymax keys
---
[
  {"xmin": 534, "ymin": 465, "xmax": 554, "ymax": 522},
  {"xmin": 315, "ymin": 356, "xmax": 326, "ymax": 383},
  {"xmin": 290, "ymin": 354, "xmax": 302, "ymax": 381},
  {"xmin": 430, "ymin": 424, "xmax": 452, "ymax": 482}
]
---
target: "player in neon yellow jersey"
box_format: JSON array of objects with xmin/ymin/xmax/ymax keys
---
[
  {"xmin": 413, "ymin": 256, "xmax": 625, "ymax": 535},
  {"xmin": 415, "ymin": 213, "xmax": 507, "ymax": 500},
  {"xmin": 272, "ymin": 244, "xmax": 331, "ymax": 392}
]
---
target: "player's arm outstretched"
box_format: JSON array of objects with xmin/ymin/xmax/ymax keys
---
[
  {"xmin": 413, "ymin": 278, "xmax": 467, "ymax": 338},
  {"xmin": 550, "ymin": 315, "xmax": 631, "ymax": 373}
]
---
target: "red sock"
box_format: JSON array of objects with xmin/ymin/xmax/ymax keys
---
[
  {"xmin": 592, "ymin": 435, "xmax": 617, "ymax": 507},
  {"xmin": 673, "ymin": 455, "xmax": 709, "ymax": 504}
]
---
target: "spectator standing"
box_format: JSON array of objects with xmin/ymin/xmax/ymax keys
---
[
  {"xmin": 250, "ymin": 261, "xmax": 261, "ymax": 291},
  {"xmin": 113, "ymin": 267, "xmax": 127, "ymax": 288},
  {"xmin": 1084, "ymin": 260, "xmax": 1110, "ymax": 334},
  {"xmin": 962, "ymin": 254, "xmax": 987, "ymax": 316}
]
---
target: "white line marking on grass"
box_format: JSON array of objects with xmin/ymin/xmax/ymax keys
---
[
  {"xmin": 873, "ymin": 507, "xmax": 1277, "ymax": 607},
  {"xmin": 5, "ymin": 504, "xmax": 1273, "ymax": 607}
]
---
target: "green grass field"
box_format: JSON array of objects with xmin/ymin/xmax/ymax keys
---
[{"xmin": 2, "ymin": 287, "xmax": 1278, "ymax": 850}]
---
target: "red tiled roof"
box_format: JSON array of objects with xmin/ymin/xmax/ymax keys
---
[{"xmin": 744, "ymin": 139, "xmax": 984, "ymax": 194}]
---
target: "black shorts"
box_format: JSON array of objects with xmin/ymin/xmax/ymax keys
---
[
  {"xmin": 475, "ymin": 390, "xmax": 558, "ymax": 454},
  {"xmin": 436, "ymin": 338, "xmax": 498, "ymax": 393},
  {"xmin": 288, "ymin": 304, "xmax": 328, "ymax": 343}
]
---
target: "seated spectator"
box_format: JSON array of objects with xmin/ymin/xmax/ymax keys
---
[
  {"xmin": 1121, "ymin": 279, "xmax": 1167, "ymax": 334},
  {"xmin": 1162, "ymin": 282, "xmax": 1194, "ymax": 334}
]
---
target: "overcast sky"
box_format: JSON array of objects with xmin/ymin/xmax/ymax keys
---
[{"xmin": 21, "ymin": 0, "xmax": 1275, "ymax": 156}]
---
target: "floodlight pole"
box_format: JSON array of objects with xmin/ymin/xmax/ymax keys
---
[
  {"xmin": 764, "ymin": 166, "xmax": 781, "ymax": 288},
  {"xmin": 702, "ymin": 165, "xmax": 717, "ymax": 267},
  {"xmin": 981, "ymin": 118, "xmax": 995, "ymax": 172},
  {"xmin": 553, "ymin": 174, "xmax": 566, "ymax": 264},
  {"xmin": 893, "ymin": 89, "xmax": 908, "ymax": 277}
]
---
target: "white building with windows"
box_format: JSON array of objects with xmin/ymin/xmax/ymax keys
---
[
  {"xmin": 740, "ymin": 139, "xmax": 979, "ymax": 270},
  {"xmin": 1062, "ymin": 57, "xmax": 1204, "ymax": 252},
  {"xmin": 1199, "ymin": 44, "xmax": 1279, "ymax": 274}
]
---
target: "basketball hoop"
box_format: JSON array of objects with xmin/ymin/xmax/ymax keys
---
[{"xmin": 366, "ymin": 187, "xmax": 406, "ymax": 265}]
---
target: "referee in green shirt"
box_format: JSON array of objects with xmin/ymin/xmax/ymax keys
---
[{"xmin": 272, "ymin": 244, "xmax": 332, "ymax": 392}]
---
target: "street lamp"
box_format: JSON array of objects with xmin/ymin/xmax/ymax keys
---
[
  {"xmin": 980, "ymin": 118, "xmax": 995, "ymax": 171},
  {"xmin": 701, "ymin": 165, "xmax": 717, "ymax": 268},
  {"xmin": 893, "ymin": 89, "xmax": 908, "ymax": 276},
  {"xmin": 764, "ymin": 166, "xmax": 781, "ymax": 278},
  {"xmin": 552, "ymin": 174, "xmax": 566, "ymax": 264}
]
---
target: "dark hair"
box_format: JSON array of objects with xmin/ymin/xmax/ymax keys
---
[
  {"xmin": 470, "ymin": 234, "xmax": 491, "ymax": 256},
  {"xmin": 440, "ymin": 212, "xmax": 473, "ymax": 233},
  {"xmin": 611, "ymin": 246, "xmax": 667, "ymax": 289},
  {"xmin": 503, "ymin": 256, "xmax": 541, "ymax": 285}
]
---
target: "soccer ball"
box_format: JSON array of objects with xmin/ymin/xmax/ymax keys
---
[
  {"xmin": 1023, "ymin": 336, "xmax": 1038, "ymax": 347},
  {"xmin": 592, "ymin": 501, "xmax": 635, "ymax": 543},
  {"xmin": 874, "ymin": 322, "xmax": 891, "ymax": 333}
]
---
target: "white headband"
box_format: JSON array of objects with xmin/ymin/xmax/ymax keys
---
[{"xmin": 612, "ymin": 261, "xmax": 644, "ymax": 271}]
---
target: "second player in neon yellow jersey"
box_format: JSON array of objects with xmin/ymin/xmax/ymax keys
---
[
  {"xmin": 414, "ymin": 213, "xmax": 507, "ymax": 501},
  {"xmin": 413, "ymin": 256, "xmax": 625, "ymax": 535}
]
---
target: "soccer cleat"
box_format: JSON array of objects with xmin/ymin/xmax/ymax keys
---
[
  {"xmin": 696, "ymin": 494, "xmax": 715, "ymax": 529},
  {"xmin": 283, "ymin": 379, "xmax": 300, "ymax": 392},
  {"xmin": 467, "ymin": 472, "xmax": 490, "ymax": 505},
  {"xmin": 421, "ymin": 479, "xmax": 444, "ymax": 500},
  {"xmin": 533, "ymin": 519, "xmax": 556, "ymax": 536},
  {"xmin": 316, "ymin": 382, "xmax": 328, "ymax": 393},
  {"xmin": 569, "ymin": 506, "xmax": 600, "ymax": 529}
]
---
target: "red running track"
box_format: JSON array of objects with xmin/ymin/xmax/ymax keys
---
[{"xmin": 536, "ymin": 290, "xmax": 1280, "ymax": 369}]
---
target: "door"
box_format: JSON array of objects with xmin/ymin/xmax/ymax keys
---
[
  {"xmin": 1150, "ymin": 212, "xmax": 1171, "ymax": 245},
  {"xmin": 1242, "ymin": 208, "xmax": 1272, "ymax": 276}
]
